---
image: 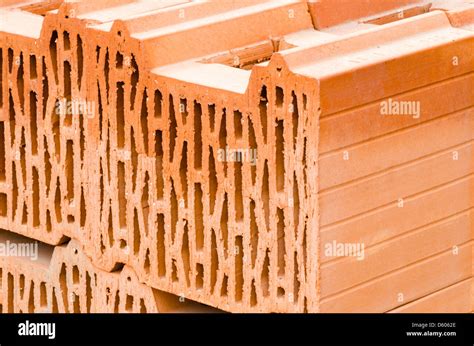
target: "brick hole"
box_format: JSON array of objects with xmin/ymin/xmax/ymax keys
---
[
  {"xmin": 119, "ymin": 239, "xmax": 126, "ymax": 249},
  {"xmin": 250, "ymin": 280, "xmax": 257, "ymax": 307},
  {"xmin": 8, "ymin": 91, "xmax": 15, "ymax": 146},
  {"xmin": 65, "ymin": 140, "xmax": 74, "ymax": 201},
  {"xmin": 210, "ymin": 230, "xmax": 218, "ymax": 294},
  {"xmin": 27, "ymin": 281, "xmax": 34, "ymax": 312},
  {"xmin": 95, "ymin": 46, "xmax": 100, "ymax": 64},
  {"xmin": 59, "ymin": 264, "xmax": 68, "ymax": 312},
  {"xmin": 107, "ymin": 206, "xmax": 114, "ymax": 247},
  {"xmin": 7, "ymin": 273, "xmax": 14, "ymax": 312},
  {"xmin": 106, "ymin": 122, "xmax": 111, "ymax": 178},
  {"xmin": 293, "ymin": 252, "xmax": 300, "ymax": 303},
  {"xmin": 117, "ymin": 161, "xmax": 127, "ymax": 228},
  {"xmin": 125, "ymin": 295, "xmax": 133, "ymax": 312},
  {"xmin": 262, "ymin": 160, "xmax": 270, "ymax": 230},
  {"xmin": 0, "ymin": 194, "xmax": 4, "ymax": 216},
  {"xmin": 140, "ymin": 89, "xmax": 149, "ymax": 153},
  {"xmin": 104, "ymin": 50, "xmax": 110, "ymax": 100},
  {"xmin": 144, "ymin": 248, "xmax": 151, "ymax": 274},
  {"xmin": 293, "ymin": 173, "xmax": 299, "ymax": 236},
  {"xmin": 170, "ymin": 180, "xmax": 178, "ymax": 242},
  {"xmin": 249, "ymin": 200, "xmax": 258, "ymax": 267},
  {"xmin": 248, "ymin": 116, "xmax": 257, "ymax": 185},
  {"xmin": 208, "ymin": 104, "xmax": 215, "ymax": 132},
  {"xmin": 72, "ymin": 265, "xmax": 80, "ymax": 284},
  {"xmin": 194, "ymin": 101, "xmax": 202, "ymax": 169},
  {"xmin": 41, "ymin": 58, "xmax": 48, "ymax": 119},
  {"xmin": 277, "ymin": 287, "xmax": 285, "ymax": 297},
  {"xmin": 171, "ymin": 260, "xmax": 178, "ymax": 282},
  {"xmin": 220, "ymin": 275, "xmax": 228, "ymax": 297},
  {"xmin": 154, "ymin": 89, "xmax": 162, "ymax": 118},
  {"xmin": 179, "ymin": 98, "xmax": 188, "ymax": 124},
  {"xmin": 155, "ymin": 130, "xmax": 164, "ymax": 199},
  {"xmin": 179, "ymin": 142, "xmax": 188, "ymax": 207},
  {"xmin": 21, "ymin": 202, "xmax": 27, "ymax": 225},
  {"xmin": 63, "ymin": 31, "xmax": 70, "ymax": 50},
  {"xmin": 97, "ymin": 82, "xmax": 103, "ymax": 140},
  {"xmin": 116, "ymin": 82, "xmax": 125, "ymax": 148},
  {"xmin": 0, "ymin": 122, "xmax": 5, "ymax": 181},
  {"xmin": 63, "ymin": 61, "xmax": 72, "ymax": 127},
  {"xmin": 157, "ymin": 213, "xmax": 166, "ymax": 277},
  {"xmin": 19, "ymin": 274, "xmax": 25, "ymax": 299},
  {"xmin": 20, "ymin": 128, "xmax": 27, "ymax": 186},
  {"xmin": 29, "ymin": 92, "xmax": 38, "ymax": 154},
  {"xmin": 140, "ymin": 299, "xmax": 146, "ymax": 313},
  {"xmin": 275, "ymin": 86, "xmax": 284, "ymax": 108},
  {"xmin": 85, "ymin": 272, "xmax": 92, "ymax": 312},
  {"xmin": 235, "ymin": 161, "xmax": 243, "ymax": 221},
  {"xmin": 51, "ymin": 288, "xmax": 59, "ymax": 313},
  {"xmin": 43, "ymin": 137, "xmax": 51, "ymax": 193},
  {"xmin": 141, "ymin": 172, "xmax": 150, "ymax": 236},
  {"xmin": 79, "ymin": 109, "xmax": 85, "ymax": 161},
  {"xmin": 73, "ymin": 293, "xmax": 80, "ymax": 312},
  {"xmin": 303, "ymin": 93, "xmax": 307, "ymax": 111},
  {"xmin": 80, "ymin": 187, "xmax": 86, "ymax": 227},
  {"xmin": 7, "ymin": 48, "xmax": 13, "ymax": 73},
  {"xmin": 219, "ymin": 108, "xmax": 227, "ymax": 176},
  {"xmin": 276, "ymin": 119, "xmax": 285, "ymax": 191},
  {"xmin": 76, "ymin": 35, "xmax": 83, "ymax": 90},
  {"xmin": 194, "ymin": 183, "xmax": 204, "ymax": 250},
  {"xmin": 208, "ymin": 147, "xmax": 217, "ymax": 214},
  {"xmin": 196, "ymin": 263, "xmax": 204, "ymax": 289},
  {"xmin": 259, "ymin": 86, "xmax": 268, "ymax": 143},
  {"xmin": 130, "ymin": 55, "xmax": 139, "ymax": 109},
  {"xmin": 234, "ymin": 110, "xmax": 243, "ymax": 139},
  {"xmin": 54, "ymin": 178, "xmax": 62, "ymax": 223},
  {"xmin": 115, "ymin": 51, "xmax": 123, "ymax": 69},
  {"xmin": 182, "ymin": 223, "xmax": 191, "ymax": 286},
  {"xmin": 133, "ymin": 208, "xmax": 140, "ymax": 255},
  {"xmin": 291, "ymin": 91, "xmax": 299, "ymax": 150},
  {"xmin": 114, "ymin": 291, "xmax": 120, "ymax": 312},
  {"xmin": 261, "ymin": 249, "xmax": 270, "ymax": 297},
  {"xmin": 32, "ymin": 168, "xmax": 40, "ymax": 227},
  {"xmin": 52, "ymin": 99, "xmax": 61, "ymax": 161},
  {"xmin": 277, "ymin": 208, "xmax": 285, "ymax": 276},
  {"xmin": 12, "ymin": 163, "xmax": 18, "ymax": 220},
  {"xmin": 46, "ymin": 209, "xmax": 52, "ymax": 232},
  {"xmin": 235, "ymin": 236, "xmax": 243, "ymax": 302},
  {"xmin": 17, "ymin": 53, "xmax": 24, "ymax": 111},
  {"xmin": 29, "ymin": 55, "xmax": 37, "ymax": 79},
  {"xmin": 169, "ymin": 94, "xmax": 177, "ymax": 162},
  {"xmin": 220, "ymin": 193, "xmax": 229, "ymax": 255},
  {"xmin": 40, "ymin": 282, "xmax": 47, "ymax": 307},
  {"xmin": 131, "ymin": 128, "xmax": 138, "ymax": 190}
]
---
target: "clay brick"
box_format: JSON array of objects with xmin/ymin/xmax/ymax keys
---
[
  {"xmin": 0, "ymin": 0, "xmax": 473, "ymax": 313},
  {"xmin": 0, "ymin": 229, "xmax": 217, "ymax": 313}
]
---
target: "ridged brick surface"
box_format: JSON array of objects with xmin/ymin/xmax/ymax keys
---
[{"xmin": 0, "ymin": 0, "xmax": 473, "ymax": 313}]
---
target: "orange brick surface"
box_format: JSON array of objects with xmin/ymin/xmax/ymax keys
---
[{"xmin": 0, "ymin": 0, "xmax": 473, "ymax": 313}]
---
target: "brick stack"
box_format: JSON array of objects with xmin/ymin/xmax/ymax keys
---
[{"xmin": 0, "ymin": 0, "xmax": 473, "ymax": 313}]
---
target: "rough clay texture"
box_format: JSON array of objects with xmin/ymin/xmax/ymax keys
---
[{"xmin": 0, "ymin": 0, "xmax": 473, "ymax": 313}]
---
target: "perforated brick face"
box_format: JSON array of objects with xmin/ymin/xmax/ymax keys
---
[{"xmin": 0, "ymin": 0, "xmax": 473, "ymax": 313}]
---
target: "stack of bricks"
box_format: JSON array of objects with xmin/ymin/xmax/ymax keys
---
[{"xmin": 0, "ymin": 0, "xmax": 473, "ymax": 313}]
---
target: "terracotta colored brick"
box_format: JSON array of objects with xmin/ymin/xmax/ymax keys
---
[{"xmin": 0, "ymin": 1, "xmax": 473, "ymax": 313}]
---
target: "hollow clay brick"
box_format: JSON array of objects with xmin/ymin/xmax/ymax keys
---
[
  {"xmin": 0, "ymin": 229, "xmax": 217, "ymax": 313},
  {"xmin": 0, "ymin": 0, "xmax": 473, "ymax": 313}
]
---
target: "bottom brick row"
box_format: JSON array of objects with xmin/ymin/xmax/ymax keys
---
[{"xmin": 0, "ymin": 229, "xmax": 218, "ymax": 313}]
